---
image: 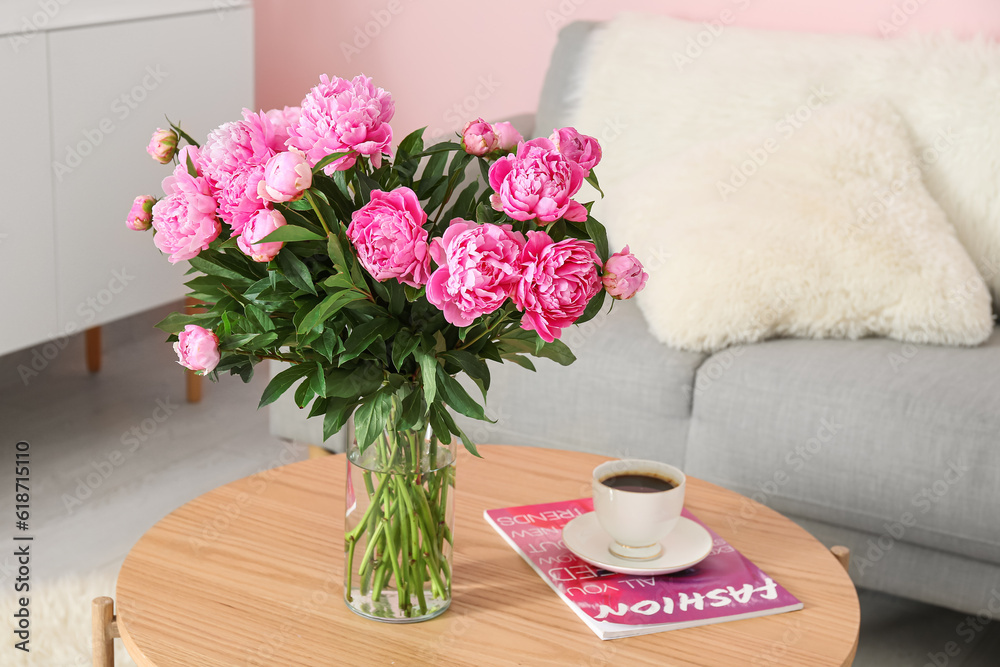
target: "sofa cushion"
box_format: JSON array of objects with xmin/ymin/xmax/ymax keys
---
[
  {"xmin": 599, "ymin": 99, "xmax": 994, "ymax": 352},
  {"xmin": 571, "ymin": 13, "xmax": 1000, "ymax": 305},
  {"xmin": 454, "ymin": 300, "xmax": 706, "ymax": 463},
  {"xmin": 685, "ymin": 328, "xmax": 1000, "ymax": 564}
]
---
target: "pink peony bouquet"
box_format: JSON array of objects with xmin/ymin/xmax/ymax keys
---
[{"xmin": 130, "ymin": 73, "xmax": 647, "ymax": 451}]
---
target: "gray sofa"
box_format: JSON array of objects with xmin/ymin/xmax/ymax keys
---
[
  {"xmin": 463, "ymin": 21, "xmax": 1000, "ymax": 617},
  {"xmin": 270, "ymin": 20, "xmax": 1000, "ymax": 617}
]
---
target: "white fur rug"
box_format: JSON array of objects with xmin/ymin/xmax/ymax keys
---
[
  {"xmin": 572, "ymin": 13, "xmax": 1000, "ymax": 306},
  {"xmin": 0, "ymin": 566, "xmax": 136, "ymax": 666}
]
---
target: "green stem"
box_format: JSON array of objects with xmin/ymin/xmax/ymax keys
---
[{"xmin": 304, "ymin": 190, "xmax": 333, "ymax": 236}]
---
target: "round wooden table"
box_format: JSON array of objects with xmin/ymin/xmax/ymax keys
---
[{"xmin": 115, "ymin": 445, "xmax": 859, "ymax": 666}]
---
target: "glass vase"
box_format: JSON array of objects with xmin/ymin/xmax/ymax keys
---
[{"xmin": 344, "ymin": 426, "xmax": 456, "ymax": 622}]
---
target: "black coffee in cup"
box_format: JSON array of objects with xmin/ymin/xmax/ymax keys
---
[{"xmin": 600, "ymin": 473, "xmax": 677, "ymax": 493}]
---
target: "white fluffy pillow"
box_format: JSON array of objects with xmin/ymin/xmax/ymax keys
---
[
  {"xmin": 601, "ymin": 101, "xmax": 994, "ymax": 352},
  {"xmin": 571, "ymin": 13, "xmax": 1000, "ymax": 305}
]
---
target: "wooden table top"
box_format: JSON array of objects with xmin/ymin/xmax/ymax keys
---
[{"xmin": 116, "ymin": 444, "xmax": 859, "ymax": 666}]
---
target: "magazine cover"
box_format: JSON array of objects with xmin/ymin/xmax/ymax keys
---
[{"xmin": 484, "ymin": 498, "xmax": 803, "ymax": 640}]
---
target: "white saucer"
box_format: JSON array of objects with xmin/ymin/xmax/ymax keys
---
[{"xmin": 561, "ymin": 513, "xmax": 713, "ymax": 576}]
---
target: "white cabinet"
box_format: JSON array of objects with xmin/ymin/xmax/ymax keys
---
[
  {"xmin": 0, "ymin": 2, "xmax": 254, "ymax": 355},
  {"xmin": 0, "ymin": 35, "xmax": 58, "ymax": 353}
]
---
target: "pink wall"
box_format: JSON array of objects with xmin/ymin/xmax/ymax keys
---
[{"xmin": 255, "ymin": 0, "xmax": 1000, "ymax": 140}]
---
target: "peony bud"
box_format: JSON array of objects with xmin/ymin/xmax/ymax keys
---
[
  {"xmin": 550, "ymin": 126, "xmax": 602, "ymax": 176},
  {"xmin": 237, "ymin": 208, "xmax": 287, "ymax": 262},
  {"xmin": 127, "ymin": 195, "xmax": 156, "ymax": 231},
  {"xmin": 492, "ymin": 121, "xmax": 523, "ymax": 151},
  {"xmin": 257, "ymin": 150, "xmax": 312, "ymax": 203},
  {"xmin": 174, "ymin": 325, "xmax": 220, "ymax": 374},
  {"xmin": 147, "ymin": 128, "xmax": 178, "ymax": 164},
  {"xmin": 602, "ymin": 246, "xmax": 648, "ymax": 300},
  {"xmin": 461, "ymin": 118, "xmax": 498, "ymax": 156}
]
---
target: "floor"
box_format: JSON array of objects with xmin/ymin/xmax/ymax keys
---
[{"xmin": 0, "ymin": 303, "xmax": 998, "ymax": 665}]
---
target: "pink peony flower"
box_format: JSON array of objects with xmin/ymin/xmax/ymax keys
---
[
  {"xmin": 127, "ymin": 195, "xmax": 155, "ymax": 231},
  {"xmin": 514, "ymin": 231, "xmax": 601, "ymax": 342},
  {"xmin": 488, "ymin": 138, "xmax": 588, "ymax": 224},
  {"xmin": 461, "ymin": 118, "xmax": 497, "ymax": 156},
  {"xmin": 550, "ymin": 127, "xmax": 602, "ymax": 176},
  {"xmin": 287, "ymin": 74, "xmax": 394, "ymax": 174},
  {"xmin": 201, "ymin": 110, "xmax": 278, "ymax": 234},
  {"xmin": 602, "ymin": 246, "xmax": 648, "ymax": 300},
  {"xmin": 152, "ymin": 171, "xmax": 220, "ymax": 263},
  {"xmin": 237, "ymin": 208, "xmax": 286, "ymax": 263},
  {"xmin": 426, "ymin": 219, "xmax": 526, "ymax": 327},
  {"xmin": 146, "ymin": 128, "xmax": 178, "ymax": 164},
  {"xmin": 174, "ymin": 325, "xmax": 220, "ymax": 374},
  {"xmin": 347, "ymin": 187, "xmax": 430, "ymax": 288},
  {"xmin": 258, "ymin": 150, "xmax": 312, "ymax": 203},
  {"xmin": 492, "ymin": 121, "xmax": 523, "ymax": 151},
  {"xmin": 265, "ymin": 105, "xmax": 301, "ymax": 149}
]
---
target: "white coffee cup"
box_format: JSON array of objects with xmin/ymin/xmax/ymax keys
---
[{"xmin": 592, "ymin": 459, "xmax": 686, "ymax": 560}]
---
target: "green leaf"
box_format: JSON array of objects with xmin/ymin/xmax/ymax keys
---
[
  {"xmin": 325, "ymin": 364, "xmax": 382, "ymax": 399},
  {"xmin": 427, "ymin": 402, "xmax": 453, "ymax": 445},
  {"xmin": 257, "ymin": 226, "xmax": 326, "ymax": 244},
  {"xmin": 501, "ymin": 353, "xmax": 536, "ymax": 372},
  {"xmin": 298, "ymin": 291, "xmax": 368, "ymax": 335},
  {"xmin": 243, "ymin": 331, "xmax": 279, "ymax": 350},
  {"xmin": 403, "ymin": 284, "xmax": 424, "ymax": 302},
  {"xmin": 478, "ymin": 157, "xmax": 491, "ymax": 185},
  {"xmin": 475, "ymin": 203, "xmax": 495, "ymax": 225},
  {"xmin": 244, "ymin": 303, "xmax": 275, "ymax": 332},
  {"xmin": 354, "ymin": 390, "xmax": 392, "ymax": 449},
  {"xmin": 312, "ymin": 151, "xmax": 350, "ymax": 174},
  {"xmin": 391, "ymin": 330, "xmax": 420, "ymax": 371},
  {"xmin": 310, "ymin": 360, "xmax": 327, "ymax": 398},
  {"xmin": 276, "ymin": 249, "xmax": 317, "ymax": 295},
  {"xmin": 417, "ymin": 151, "xmax": 448, "ymax": 198},
  {"xmin": 585, "ymin": 216, "xmax": 610, "ymax": 263},
  {"xmin": 341, "ymin": 318, "xmax": 399, "ymax": 363},
  {"xmin": 397, "ymin": 127, "xmax": 426, "ymax": 158},
  {"xmin": 435, "ymin": 367, "xmax": 489, "ymax": 421},
  {"xmin": 436, "ymin": 405, "xmax": 482, "ymax": 458},
  {"xmin": 166, "ymin": 118, "xmax": 199, "ymax": 148},
  {"xmin": 441, "ymin": 349, "xmax": 491, "ymax": 394},
  {"xmin": 154, "ymin": 311, "xmax": 216, "ymax": 335},
  {"xmin": 294, "ymin": 376, "xmax": 315, "ymax": 408},
  {"xmin": 258, "ymin": 363, "xmax": 312, "ymax": 408},
  {"xmin": 574, "ymin": 289, "xmax": 607, "ymax": 326},
  {"xmin": 414, "ymin": 141, "xmax": 461, "ymax": 157},
  {"xmin": 585, "ymin": 170, "xmax": 605, "ymax": 197},
  {"xmin": 187, "ymin": 255, "xmax": 250, "ymax": 283},
  {"xmin": 535, "ymin": 338, "xmax": 576, "ymax": 366},
  {"xmin": 327, "ymin": 235, "xmax": 350, "ymax": 274},
  {"xmin": 323, "ymin": 397, "xmax": 359, "ymax": 441},
  {"xmin": 398, "ymin": 387, "xmax": 425, "ymax": 430},
  {"xmin": 415, "ymin": 350, "xmax": 438, "ymax": 407}
]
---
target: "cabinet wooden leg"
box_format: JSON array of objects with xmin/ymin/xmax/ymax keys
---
[
  {"xmin": 85, "ymin": 327, "xmax": 101, "ymax": 373},
  {"xmin": 92, "ymin": 596, "xmax": 119, "ymax": 667},
  {"xmin": 185, "ymin": 297, "xmax": 203, "ymax": 403}
]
